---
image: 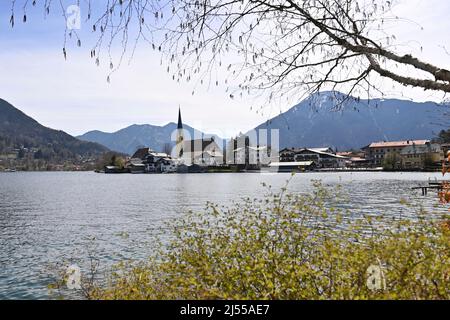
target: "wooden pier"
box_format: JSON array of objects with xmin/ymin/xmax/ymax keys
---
[{"xmin": 412, "ymin": 179, "xmax": 448, "ymax": 196}]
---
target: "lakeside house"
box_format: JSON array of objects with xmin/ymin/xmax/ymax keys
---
[
  {"xmin": 337, "ymin": 151, "xmax": 371, "ymax": 168},
  {"xmin": 346, "ymin": 156, "xmax": 372, "ymax": 169},
  {"xmin": 128, "ymin": 147, "xmax": 174, "ymax": 173},
  {"xmin": 279, "ymin": 147, "xmax": 348, "ymax": 169},
  {"xmin": 400, "ymin": 143, "xmax": 443, "ymax": 170},
  {"xmin": 362, "ymin": 140, "xmax": 430, "ymax": 166}
]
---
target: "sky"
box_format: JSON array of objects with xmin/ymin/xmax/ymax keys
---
[{"xmin": 0, "ymin": 0, "xmax": 449, "ymax": 138}]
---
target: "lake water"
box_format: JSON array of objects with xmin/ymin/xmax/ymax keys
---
[{"xmin": 0, "ymin": 171, "xmax": 447, "ymax": 299}]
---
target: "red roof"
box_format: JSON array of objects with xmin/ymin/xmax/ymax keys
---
[{"xmin": 369, "ymin": 140, "xmax": 429, "ymax": 148}]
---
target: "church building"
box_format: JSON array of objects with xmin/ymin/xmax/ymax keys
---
[{"xmin": 175, "ymin": 108, "xmax": 224, "ymax": 165}]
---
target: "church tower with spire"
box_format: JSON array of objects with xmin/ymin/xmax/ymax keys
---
[{"xmin": 176, "ymin": 107, "xmax": 184, "ymax": 158}]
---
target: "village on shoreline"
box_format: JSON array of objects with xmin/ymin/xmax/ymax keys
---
[
  {"xmin": 101, "ymin": 139, "xmax": 450, "ymax": 174},
  {"xmin": 2, "ymin": 107, "xmax": 449, "ymax": 174},
  {"xmin": 101, "ymin": 109, "xmax": 450, "ymax": 175}
]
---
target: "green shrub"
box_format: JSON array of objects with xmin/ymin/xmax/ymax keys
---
[{"xmin": 66, "ymin": 181, "xmax": 449, "ymax": 300}]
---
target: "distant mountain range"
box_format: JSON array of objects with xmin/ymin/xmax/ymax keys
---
[
  {"xmin": 78, "ymin": 123, "xmax": 223, "ymax": 155},
  {"xmin": 5, "ymin": 91, "xmax": 445, "ymax": 162},
  {"xmin": 78, "ymin": 91, "xmax": 448, "ymax": 154},
  {"xmin": 0, "ymin": 99, "xmax": 108, "ymax": 165},
  {"xmin": 251, "ymin": 91, "xmax": 448, "ymax": 150}
]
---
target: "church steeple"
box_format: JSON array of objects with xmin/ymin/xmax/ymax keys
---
[
  {"xmin": 177, "ymin": 106, "xmax": 183, "ymax": 129},
  {"xmin": 176, "ymin": 106, "xmax": 184, "ymax": 158}
]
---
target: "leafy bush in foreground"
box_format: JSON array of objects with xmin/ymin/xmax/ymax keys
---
[{"xmin": 65, "ymin": 181, "xmax": 449, "ymax": 300}]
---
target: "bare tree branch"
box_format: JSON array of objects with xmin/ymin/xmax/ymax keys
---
[{"xmin": 10, "ymin": 0, "xmax": 450, "ymax": 106}]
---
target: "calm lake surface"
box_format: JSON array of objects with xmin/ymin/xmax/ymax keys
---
[{"xmin": 0, "ymin": 171, "xmax": 447, "ymax": 299}]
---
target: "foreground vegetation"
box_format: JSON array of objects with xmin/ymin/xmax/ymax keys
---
[{"xmin": 56, "ymin": 180, "xmax": 449, "ymax": 300}]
